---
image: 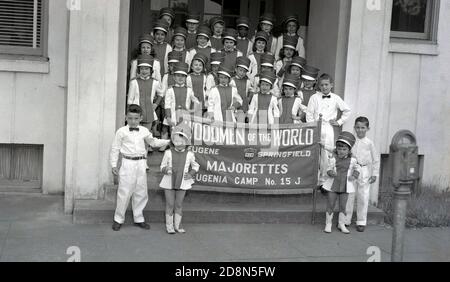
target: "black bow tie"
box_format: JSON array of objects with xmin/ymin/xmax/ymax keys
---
[
  {"xmin": 129, "ymin": 128, "xmax": 139, "ymax": 132},
  {"xmin": 322, "ymin": 95, "xmax": 331, "ymax": 99}
]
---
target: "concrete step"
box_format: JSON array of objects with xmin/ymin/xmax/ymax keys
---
[
  {"xmin": 92, "ymin": 151, "xmax": 386, "ymax": 225},
  {"xmin": 73, "ymin": 192, "xmax": 385, "ymax": 225}
]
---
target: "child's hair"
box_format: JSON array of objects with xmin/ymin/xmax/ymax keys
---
[
  {"xmin": 131, "ymin": 41, "xmax": 156, "ymax": 60},
  {"xmin": 355, "ymin": 116, "xmax": 370, "ymax": 127},
  {"xmin": 334, "ymin": 142, "xmax": 353, "ymax": 157},
  {"xmin": 278, "ymin": 48, "xmax": 299, "ymax": 61},
  {"xmin": 318, "ymin": 73, "xmax": 334, "ymax": 84},
  {"xmin": 189, "ymin": 59, "xmax": 206, "ymax": 74},
  {"xmin": 252, "ymin": 39, "xmax": 269, "ymax": 53},
  {"xmin": 127, "ymin": 104, "xmax": 143, "ymax": 115}
]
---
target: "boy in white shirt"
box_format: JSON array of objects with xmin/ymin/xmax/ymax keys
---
[
  {"xmin": 110, "ymin": 105, "xmax": 170, "ymax": 231},
  {"xmin": 345, "ymin": 117, "xmax": 380, "ymax": 232}
]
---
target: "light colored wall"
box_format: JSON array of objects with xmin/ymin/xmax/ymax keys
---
[
  {"xmin": 64, "ymin": 0, "xmax": 129, "ymax": 213},
  {"xmin": 0, "ymin": 0, "xmax": 68, "ymax": 194},
  {"xmin": 345, "ymin": 0, "xmax": 450, "ymax": 199}
]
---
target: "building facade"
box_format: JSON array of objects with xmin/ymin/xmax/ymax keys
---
[{"xmin": 0, "ymin": 0, "xmax": 448, "ymax": 213}]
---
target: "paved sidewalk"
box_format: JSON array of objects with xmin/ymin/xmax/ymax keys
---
[{"xmin": 0, "ymin": 194, "xmax": 448, "ymax": 262}]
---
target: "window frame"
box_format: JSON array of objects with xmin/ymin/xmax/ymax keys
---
[
  {"xmin": 0, "ymin": 0, "xmax": 49, "ymax": 58},
  {"xmin": 390, "ymin": 0, "xmax": 440, "ymax": 42}
]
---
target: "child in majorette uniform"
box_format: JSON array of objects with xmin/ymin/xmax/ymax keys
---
[
  {"xmin": 157, "ymin": 7, "xmax": 175, "ymax": 43},
  {"xmin": 127, "ymin": 55, "xmax": 163, "ymax": 148},
  {"xmin": 209, "ymin": 16, "xmax": 225, "ymax": 51},
  {"xmin": 230, "ymin": 56, "xmax": 254, "ymax": 122},
  {"xmin": 236, "ymin": 16, "xmax": 253, "ymax": 57},
  {"xmin": 206, "ymin": 52, "xmax": 226, "ymax": 91},
  {"xmin": 219, "ymin": 28, "xmax": 243, "ymax": 71},
  {"xmin": 248, "ymin": 70, "xmax": 280, "ymax": 125},
  {"xmin": 162, "ymin": 62, "xmax": 200, "ymax": 150},
  {"xmin": 278, "ymin": 74, "xmax": 304, "ymax": 125},
  {"xmin": 299, "ymin": 64, "xmax": 320, "ymax": 116},
  {"xmin": 187, "ymin": 53, "xmax": 209, "ymax": 116},
  {"xmin": 345, "ymin": 117, "xmax": 380, "ymax": 232},
  {"xmin": 274, "ymin": 15, "xmax": 306, "ymax": 60},
  {"xmin": 187, "ymin": 25, "xmax": 216, "ymax": 72},
  {"xmin": 172, "ymin": 27, "xmax": 190, "ymax": 65},
  {"xmin": 207, "ymin": 65, "xmax": 243, "ymax": 124},
  {"xmin": 251, "ymin": 53, "xmax": 281, "ymax": 98},
  {"xmin": 248, "ymin": 31, "xmax": 270, "ymax": 80},
  {"xmin": 129, "ymin": 34, "xmax": 162, "ymax": 83},
  {"xmin": 160, "ymin": 121, "xmax": 199, "ymax": 234},
  {"xmin": 322, "ymin": 132, "xmax": 360, "ymax": 234},
  {"xmin": 251, "ymin": 13, "xmax": 278, "ymax": 55},
  {"xmin": 275, "ymin": 37, "xmax": 299, "ymax": 79},
  {"xmin": 152, "ymin": 20, "xmax": 172, "ymax": 77},
  {"xmin": 185, "ymin": 12, "xmax": 201, "ymax": 50}
]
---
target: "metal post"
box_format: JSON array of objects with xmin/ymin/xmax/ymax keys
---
[{"xmin": 391, "ymin": 181, "xmax": 412, "ymax": 262}]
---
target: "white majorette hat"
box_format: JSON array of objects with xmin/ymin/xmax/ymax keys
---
[
  {"xmin": 236, "ymin": 56, "xmax": 251, "ymax": 71},
  {"xmin": 217, "ymin": 64, "xmax": 233, "ymax": 78},
  {"xmin": 137, "ymin": 54, "xmax": 154, "ymax": 68},
  {"xmin": 173, "ymin": 62, "xmax": 189, "ymax": 76},
  {"xmin": 282, "ymin": 74, "xmax": 299, "ymax": 89}
]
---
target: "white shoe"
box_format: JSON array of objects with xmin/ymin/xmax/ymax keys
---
[
  {"xmin": 165, "ymin": 214, "xmax": 176, "ymax": 234},
  {"xmin": 324, "ymin": 212, "xmax": 333, "ymax": 233},
  {"xmin": 174, "ymin": 213, "xmax": 186, "ymax": 233},
  {"xmin": 338, "ymin": 213, "xmax": 350, "ymax": 234}
]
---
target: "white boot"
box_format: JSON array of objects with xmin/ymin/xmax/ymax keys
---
[
  {"xmin": 174, "ymin": 213, "xmax": 186, "ymax": 233},
  {"xmin": 165, "ymin": 214, "xmax": 176, "ymax": 234},
  {"xmin": 338, "ymin": 213, "xmax": 350, "ymax": 234},
  {"xmin": 324, "ymin": 212, "xmax": 333, "ymax": 233}
]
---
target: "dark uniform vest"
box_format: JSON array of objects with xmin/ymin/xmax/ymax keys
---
[
  {"xmin": 256, "ymin": 94, "xmax": 273, "ymax": 124},
  {"xmin": 233, "ymin": 77, "xmax": 249, "ymax": 113},
  {"xmin": 217, "ymin": 85, "xmax": 233, "ymax": 122},
  {"xmin": 279, "ymin": 96, "xmax": 296, "ymax": 124},
  {"xmin": 136, "ymin": 77, "xmax": 155, "ymax": 125}
]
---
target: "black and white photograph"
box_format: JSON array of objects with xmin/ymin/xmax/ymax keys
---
[{"xmin": 0, "ymin": 0, "xmax": 449, "ymax": 268}]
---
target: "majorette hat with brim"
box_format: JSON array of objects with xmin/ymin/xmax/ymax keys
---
[
  {"xmin": 260, "ymin": 53, "xmax": 275, "ymax": 68},
  {"xmin": 254, "ymin": 31, "xmax": 269, "ymax": 43},
  {"xmin": 168, "ymin": 50, "xmax": 183, "ymax": 63},
  {"xmin": 284, "ymin": 15, "xmax": 299, "ymax": 26},
  {"xmin": 137, "ymin": 54, "xmax": 154, "ymax": 68},
  {"xmin": 153, "ymin": 19, "xmax": 169, "ymax": 34},
  {"xmin": 282, "ymin": 74, "xmax": 300, "ymax": 89},
  {"xmin": 172, "ymin": 120, "xmax": 192, "ymax": 142},
  {"xmin": 336, "ymin": 131, "xmax": 356, "ymax": 148},
  {"xmin": 236, "ymin": 56, "xmax": 251, "ymax": 71},
  {"xmin": 289, "ymin": 56, "xmax": 307, "ymax": 69},
  {"xmin": 223, "ymin": 28, "xmax": 238, "ymax": 42},
  {"xmin": 186, "ymin": 13, "xmax": 201, "ymax": 24},
  {"xmin": 159, "ymin": 7, "xmax": 175, "ymax": 20},
  {"xmin": 259, "ymin": 69, "xmax": 277, "ymax": 86},
  {"xmin": 139, "ymin": 34, "xmax": 154, "ymax": 46},
  {"xmin": 236, "ymin": 16, "xmax": 250, "ymax": 29},
  {"xmin": 217, "ymin": 64, "xmax": 233, "ymax": 78},
  {"xmin": 173, "ymin": 62, "xmax": 190, "ymax": 76},
  {"xmin": 283, "ymin": 36, "xmax": 297, "ymax": 50},
  {"xmin": 209, "ymin": 16, "xmax": 225, "ymax": 28},
  {"xmin": 301, "ymin": 65, "xmax": 320, "ymax": 81},
  {"xmin": 210, "ymin": 52, "xmax": 226, "ymax": 65},
  {"xmin": 259, "ymin": 13, "xmax": 276, "ymax": 26},
  {"xmin": 173, "ymin": 27, "xmax": 188, "ymax": 39},
  {"xmin": 196, "ymin": 25, "xmax": 212, "ymax": 39},
  {"xmin": 192, "ymin": 53, "xmax": 208, "ymax": 66}
]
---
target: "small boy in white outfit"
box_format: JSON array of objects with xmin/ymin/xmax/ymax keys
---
[{"xmin": 345, "ymin": 117, "xmax": 380, "ymax": 232}]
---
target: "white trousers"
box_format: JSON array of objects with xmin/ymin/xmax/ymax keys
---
[
  {"xmin": 114, "ymin": 159, "xmax": 148, "ymax": 224},
  {"xmin": 319, "ymin": 122, "xmax": 335, "ymax": 185},
  {"xmin": 345, "ymin": 167, "xmax": 371, "ymax": 226}
]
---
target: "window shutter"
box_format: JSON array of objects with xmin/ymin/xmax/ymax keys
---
[{"xmin": 0, "ymin": 0, "xmax": 43, "ymax": 55}]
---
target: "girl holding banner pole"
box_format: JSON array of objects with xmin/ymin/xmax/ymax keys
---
[{"xmin": 160, "ymin": 121, "xmax": 199, "ymax": 234}]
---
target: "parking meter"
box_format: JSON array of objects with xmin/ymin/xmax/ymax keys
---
[{"xmin": 389, "ymin": 130, "xmax": 419, "ymax": 188}]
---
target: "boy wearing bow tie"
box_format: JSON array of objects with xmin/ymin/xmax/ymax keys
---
[
  {"xmin": 110, "ymin": 105, "xmax": 171, "ymax": 231},
  {"xmin": 306, "ymin": 74, "xmax": 351, "ymax": 185}
]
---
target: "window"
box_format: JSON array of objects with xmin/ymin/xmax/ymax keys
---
[
  {"xmin": 204, "ymin": 0, "xmax": 246, "ymax": 27},
  {"xmin": 150, "ymin": 0, "xmax": 189, "ymax": 27},
  {"xmin": 390, "ymin": 0, "xmax": 439, "ymax": 40},
  {"xmin": 0, "ymin": 144, "xmax": 43, "ymax": 191},
  {"xmin": 0, "ymin": 0, "xmax": 48, "ymax": 57}
]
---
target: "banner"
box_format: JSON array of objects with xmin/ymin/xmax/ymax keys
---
[{"xmin": 190, "ymin": 119, "xmax": 321, "ymax": 192}]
